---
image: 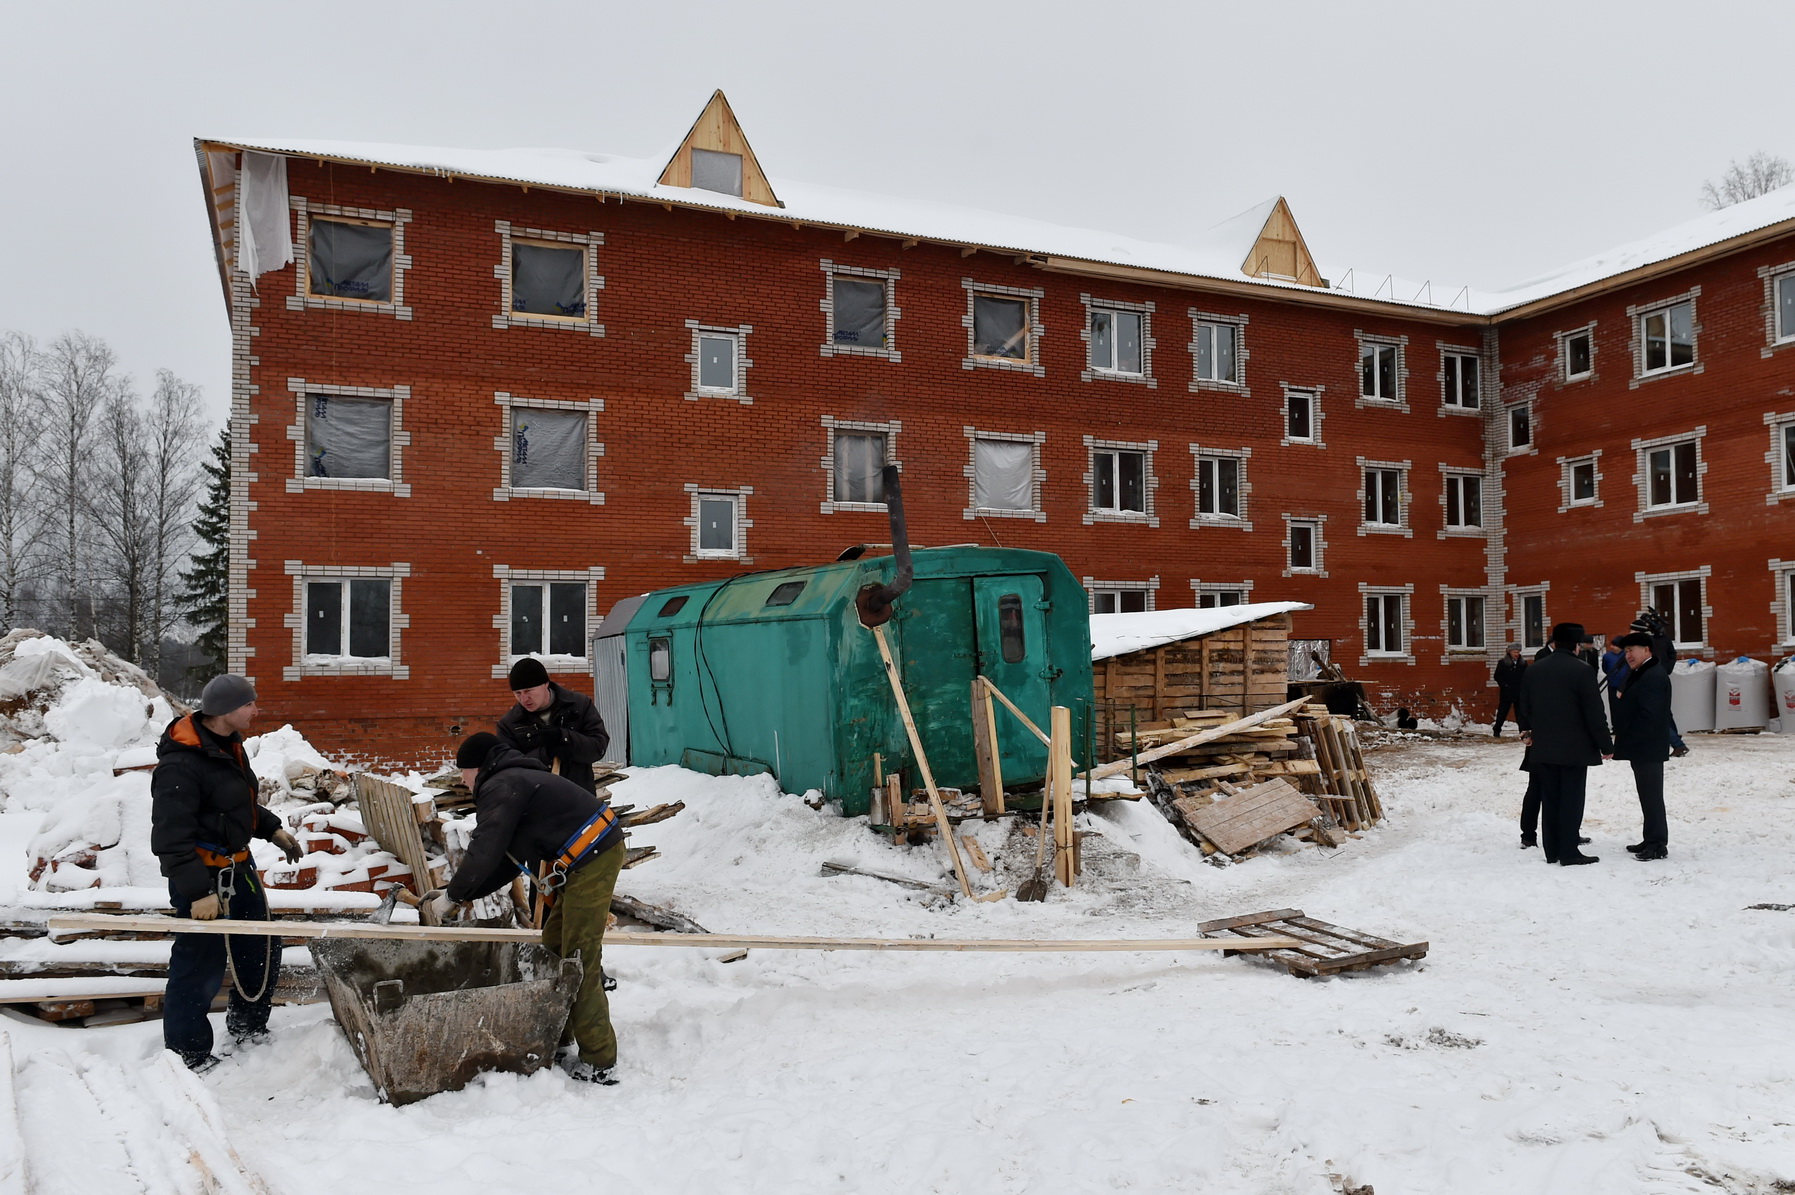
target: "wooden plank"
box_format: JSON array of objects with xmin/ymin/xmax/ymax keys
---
[
  {"xmin": 960, "ymin": 837, "xmax": 993, "ymax": 872},
  {"xmin": 872, "ymin": 624, "xmax": 975, "ymax": 900},
  {"xmin": 1087, "ymin": 697, "xmax": 1308, "ymax": 780},
  {"xmin": 971, "ymin": 678, "xmax": 1005, "ymax": 816},
  {"xmin": 1051, "ymin": 706, "xmax": 1075, "ymax": 887},
  {"xmin": 980, "ymin": 676, "xmax": 1051, "ymax": 747},
  {"xmin": 46, "ymin": 915, "xmax": 1305, "ymax": 953},
  {"xmin": 355, "ymin": 774, "xmax": 434, "ymax": 896},
  {"xmin": 1196, "ymin": 907, "xmax": 1306, "ymax": 933},
  {"xmin": 1184, "ymin": 780, "xmax": 1321, "ymax": 854}
]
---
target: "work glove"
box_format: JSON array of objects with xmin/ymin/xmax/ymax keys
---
[
  {"xmin": 420, "ymin": 889, "xmax": 461, "ymax": 927},
  {"xmin": 538, "ymin": 725, "xmax": 565, "ymax": 751},
  {"xmin": 190, "ymin": 893, "xmax": 222, "ymax": 921},
  {"xmin": 270, "ymin": 828, "xmax": 303, "ymax": 863}
]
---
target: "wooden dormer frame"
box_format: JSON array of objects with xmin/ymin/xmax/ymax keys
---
[
  {"xmin": 1243, "ymin": 197, "xmax": 1325, "ymax": 289},
  {"xmin": 657, "ymin": 90, "xmax": 782, "ymax": 208}
]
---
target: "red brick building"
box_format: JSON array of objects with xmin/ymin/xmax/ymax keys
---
[{"xmin": 193, "ymin": 94, "xmax": 1795, "ymax": 766}]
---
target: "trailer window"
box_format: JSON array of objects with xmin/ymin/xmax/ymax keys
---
[
  {"xmin": 648, "ymin": 637, "xmax": 672, "ymax": 682},
  {"xmin": 997, "ymin": 593, "xmax": 1026, "ymax": 663},
  {"xmin": 764, "ymin": 581, "xmax": 806, "ymax": 607},
  {"xmin": 657, "ymin": 596, "xmax": 688, "ymax": 618}
]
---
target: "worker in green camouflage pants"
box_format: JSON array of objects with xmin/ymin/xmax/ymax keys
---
[{"xmin": 540, "ymin": 833, "xmax": 625, "ymax": 1072}]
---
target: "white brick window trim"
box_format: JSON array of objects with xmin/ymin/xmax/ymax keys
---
[
  {"xmin": 1188, "ymin": 443, "xmax": 1253, "ymax": 531},
  {"xmin": 1770, "ymin": 558, "xmax": 1795, "ymax": 647},
  {"xmin": 1765, "ymin": 410, "xmax": 1795, "ymax": 505},
  {"xmin": 1635, "ymin": 566, "xmax": 1713, "ymax": 650},
  {"xmin": 281, "ymin": 562, "xmax": 411, "ymax": 681},
  {"xmin": 1555, "ymin": 321, "xmax": 1598, "ymax": 383},
  {"xmin": 491, "ymin": 221, "xmax": 605, "ymax": 335},
  {"xmin": 1627, "ymin": 286, "xmax": 1703, "ymax": 387},
  {"xmin": 1757, "ymin": 261, "xmax": 1795, "ymax": 356},
  {"xmin": 1437, "ymin": 465, "xmax": 1487, "ymax": 538},
  {"xmin": 1356, "ymin": 456, "xmax": 1413, "ymax": 538},
  {"xmin": 1358, "ymin": 582, "xmax": 1417, "ymax": 667},
  {"xmin": 1354, "ymin": 331, "xmax": 1409, "ymax": 410},
  {"xmin": 1630, "ymin": 425, "xmax": 1709, "ymax": 522},
  {"xmin": 1557, "ymin": 450, "xmax": 1605, "ymax": 513},
  {"xmin": 1279, "ymin": 383, "xmax": 1326, "ymax": 448},
  {"xmin": 284, "ymin": 378, "xmax": 412, "ymax": 496},
  {"xmin": 488, "ymin": 564, "xmax": 606, "ymax": 679},
  {"xmin": 1435, "ymin": 341, "xmax": 1483, "ymax": 417},
  {"xmin": 684, "ymin": 484, "xmax": 754, "ymax": 564},
  {"xmin": 1438, "ymin": 585, "xmax": 1493, "ymax": 664},
  {"xmin": 1083, "ymin": 436, "xmax": 1160, "ymax": 527},
  {"xmin": 288, "ymin": 198, "xmax": 413, "ymax": 320},
  {"xmin": 1191, "ymin": 579, "xmax": 1256, "ymax": 603},
  {"xmin": 963, "ymin": 427, "xmax": 1047, "ymax": 521},
  {"xmin": 1504, "ymin": 399, "xmax": 1538, "ymax": 458},
  {"xmin": 960, "ymin": 279, "xmax": 1046, "ymax": 376},
  {"xmin": 819, "ymin": 260, "xmax": 902, "ymax": 361},
  {"xmin": 820, "ymin": 416, "xmax": 902, "ymax": 514},
  {"xmin": 1188, "ymin": 309, "xmax": 1250, "ymax": 396},
  {"xmin": 1281, "ymin": 514, "xmax": 1329, "ymax": 578},
  {"xmin": 222, "ymin": 262, "xmax": 259, "ymax": 679},
  {"xmin": 491, "ymin": 392, "xmax": 604, "ymax": 504},
  {"xmin": 1078, "ymin": 294, "xmax": 1158, "ymax": 387},
  {"xmin": 1082, "ymin": 576, "xmax": 1161, "ymax": 612},
  {"xmin": 1508, "ymin": 582, "xmax": 1550, "ymax": 650},
  {"xmin": 684, "ymin": 320, "xmax": 756, "ymax": 404}
]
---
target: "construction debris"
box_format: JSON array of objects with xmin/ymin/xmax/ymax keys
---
[{"xmin": 1196, "ymin": 908, "xmax": 1428, "ymax": 977}]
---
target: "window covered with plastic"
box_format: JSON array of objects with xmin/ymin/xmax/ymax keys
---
[
  {"xmin": 974, "ymin": 439, "xmax": 1033, "ymax": 511},
  {"xmin": 832, "ymin": 278, "xmax": 887, "ymax": 349},
  {"xmin": 973, "ymin": 295, "xmax": 1029, "ymax": 360},
  {"xmin": 511, "ymin": 410, "xmax": 587, "ymax": 490},
  {"xmin": 833, "ymin": 433, "xmax": 886, "ymax": 503},
  {"xmin": 512, "ymin": 243, "xmax": 585, "ymax": 318},
  {"xmin": 305, "ymin": 394, "xmax": 392, "ymax": 479},
  {"xmin": 691, "ymin": 149, "xmax": 743, "ymax": 197},
  {"xmin": 308, "ymin": 219, "xmax": 392, "ymax": 302}
]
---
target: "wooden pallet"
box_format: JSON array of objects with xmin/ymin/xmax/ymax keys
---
[
  {"xmin": 1180, "ymin": 779, "xmax": 1321, "ymax": 855},
  {"xmin": 1196, "ymin": 908, "xmax": 1427, "ymax": 977}
]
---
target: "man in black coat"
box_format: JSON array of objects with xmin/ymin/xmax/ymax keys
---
[
  {"xmin": 1611, "ymin": 632, "xmax": 1673, "ymax": 860},
  {"xmin": 150, "ymin": 674, "xmax": 303, "ymax": 1072},
  {"xmin": 1492, "ymin": 643, "xmax": 1527, "ymax": 737},
  {"xmin": 1630, "ymin": 609, "xmax": 1689, "ymax": 756},
  {"xmin": 496, "ymin": 658, "xmax": 610, "ymax": 795},
  {"xmin": 1517, "ymin": 622, "xmax": 1614, "ymax": 865},
  {"xmin": 425, "ymin": 733, "xmax": 625, "ymax": 1084}
]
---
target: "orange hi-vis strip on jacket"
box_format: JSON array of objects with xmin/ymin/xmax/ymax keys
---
[
  {"xmin": 539, "ymin": 804, "xmax": 620, "ymax": 909},
  {"xmin": 196, "ymin": 844, "xmax": 252, "ymax": 868}
]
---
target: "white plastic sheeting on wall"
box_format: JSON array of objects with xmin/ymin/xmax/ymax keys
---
[
  {"xmin": 237, "ymin": 152, "xmax": 294, "ymax": 282},
  {"xmin": 973, "ymin": 438, "xmax": 1032, "ymax": 511},
  {"xmin": 1770, "ymin": 660, "xmax": 1795, "ymax": 734},
  {"xmin": 1714, "ymin": 658, "xmax": 1770, "ymax": 730},
  {"xmin": 1670, "ymin": 658, "xmax": 1717, "ymax": 732}
]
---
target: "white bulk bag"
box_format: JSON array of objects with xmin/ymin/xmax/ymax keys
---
[
  {"xmin": 1713, "ymin": 657, "xmax": 1770, "ymax": 730},
  {"xmin": 1772, "ymin": 660, "xmax": 1795, "ymax": 735},
  {"xmin": 1669, "ymin": 658, "xmax": 1717, "ymax": 733}
]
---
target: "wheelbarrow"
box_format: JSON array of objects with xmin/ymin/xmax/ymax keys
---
[{"xmin": 309, "ymin": 937, "xmax": 583, "ymax": 1105}]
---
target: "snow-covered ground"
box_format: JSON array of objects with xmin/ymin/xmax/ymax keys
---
[{"xmin": 5, "ymin": 733, "xmax": 1795, "ymax": 1194}]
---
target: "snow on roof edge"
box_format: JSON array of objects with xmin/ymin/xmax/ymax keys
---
[{"xmin": 1090, "ymin": 601, "xmax": 1312, "ymax": 662}]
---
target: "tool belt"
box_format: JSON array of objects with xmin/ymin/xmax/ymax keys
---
[
  {"xmin": 537, "ymin": 806, "xmax": 620, "ymax": 910},
  {"xmin": 196, "ymin": 841, "xmax": 252, "ymax": 869}
]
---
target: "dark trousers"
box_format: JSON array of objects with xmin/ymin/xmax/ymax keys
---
[
  {"xmin": 164, "ymin": 863, "xmax": 279, "ymax": 1058},
  {"xmin": 1519, "ymin": 771, "xmax": 1541, "ymax": 840},
  {"xmin": 1631, "ymin": 758, "xmax": 1668, "ymax": 847},
  {"xmin": 1531, "ymin": 764, "xmax": 1589, "ymax": 863},
  {"xmin": 1494, "ymin": 692, "xmax": 1519, "ymax": 735},
  {"xmin": 541, "ymin": 841, "xmax": 625, "ymax": 1069},
  {"xmin": 1668, "ymin": 714, "xmax": 1685, "ymax": 752}
]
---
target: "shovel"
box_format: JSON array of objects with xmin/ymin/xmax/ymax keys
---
[{"xmin": 1016, "ymin": 790, "xmax": 1053, "ymax": 902}]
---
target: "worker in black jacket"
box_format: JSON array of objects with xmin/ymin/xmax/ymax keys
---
[
  {"xmin": 150, "ymin": 674, "xmax": 303, "ymax": 1072},
  {"xmin": 495, "ymin": 658, "xmax": 610, "ymax": 794},
  {"xmin": 1517, "ymin": 622, "xmax": 1614, "ymax": 865},
  {"xmin": 1630, "ymin": 609, "xmax": 1689, "ymax": 756},
  {"xmin": 1492, "ymin": 643, "xmax": 1527, "ymax": 737},
  {"xmin": 1611, "ymin": 632, "xmax": 1673, "ymax": 860},
  {"xmin": 424, "ymin": 733, "xmax": 625, "ymax": 1085}
]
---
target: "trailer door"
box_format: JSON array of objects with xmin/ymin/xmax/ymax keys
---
[{"xmin": 972, "ymin": 574, "xmax": 1050, "ymax": 779}]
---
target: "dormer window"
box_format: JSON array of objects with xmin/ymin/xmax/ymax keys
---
[{"xmin": 691, "ymin": 149, "xmax": 743, "ymax": 197}]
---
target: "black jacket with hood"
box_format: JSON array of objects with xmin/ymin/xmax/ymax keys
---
[
  {"xmin": 150, "ymin": 713, "xmax": 284, "ymax": 901},
  {"xmin": 1611, "ymin": 656, "xmax": 1673, "ymax": 762},
  {"xmin": 447, "ymin": 744, "xmax": 619, "ymax": 903},
  {"xmin": 495, "ymin": 681, "xmax": 610, "ymax": 795}
]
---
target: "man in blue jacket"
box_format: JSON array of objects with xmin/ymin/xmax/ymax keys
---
[
  {"xmin": 1517, "ymin": 622, "xmax": 1614, "ymax": 865},
  {"xmin": 1611, "ymin": 632, "xmax": 1673, "ymax": 860}
]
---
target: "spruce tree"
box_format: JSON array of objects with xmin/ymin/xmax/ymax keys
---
[{"xmin": 179, "ymin": 426, "xmax": 230, "ymax": 684}]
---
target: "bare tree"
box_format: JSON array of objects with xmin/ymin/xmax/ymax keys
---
[
  {"xmin": 0, "ymin": 332, "xmax": 44, "ymax": 631},
  {"xmin": 141, "ymin": 369, "xmax": 205, "ymax": 677},
  {"xmin": 38, "ymin": 331, "xmax": 119, "ymax": 640},
  {"xmin": 1700, "ymin": 151, "xmax": 1795, "ymax": 211},
  {"xmin": 93, "ymin": 383, "xmax": 152, "ymax": 660}
]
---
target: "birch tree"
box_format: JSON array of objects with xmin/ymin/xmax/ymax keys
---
[
  {"xmin": 1700, "ymin": 151, "xmax": 1794, "ymax": 210},
  {"xmin": 0, "ymin": 332, "xmax": 42, "ymax": 631},
  {"xmin": 94, "ymin": 384, "xmax": 151, "ymax": 660},
  {"xmin": 38, "ymin": 332, "xmax": 119, "ymax": 639},
  {"xmin": 141, "ymin": 370, "xmax": 204, "ymax": 678}
]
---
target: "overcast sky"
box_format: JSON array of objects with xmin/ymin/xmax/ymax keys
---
[{"xmin": 2, "ymin": 0, "xmax": 1790, "ymax": 424}]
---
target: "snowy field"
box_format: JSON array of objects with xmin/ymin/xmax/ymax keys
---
[{"xmin": 5, "ymin": 731, "xmax": 1795, "ymax": 1194}]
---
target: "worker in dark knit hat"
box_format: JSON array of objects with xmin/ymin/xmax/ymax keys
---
[
  {"xmin": 421, "ymin": 730, "xmax": 626, "ymax": 1085},
  {"xmin": 495, "ymin": 657, "xmax": 610, "ymax": 795},
  {"xmin": 149, "ymin": 673, "xmax": 304, "ymax": 1073}
]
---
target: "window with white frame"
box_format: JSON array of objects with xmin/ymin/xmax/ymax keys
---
[
  {"xmin": 1777, "ymin": 273, "xmax": 1795, "ymax": 344},
  {"xmin": 1193, "ymin": 320, "xmax": 1240, "ymax": 384},
  {"xmin": 1564, "ymin": 454, "xmax": 1600, "ymax": 507},
  {"xmin": 1090, "ymin": 588, "xmax": 1149, "ymax": 614},
  {"xmin": 1517, "ymin": 590, "xmax": 1547, "ymax": 650},
  {"xmin": 1442, "ymin": 351, "xmax": 1479, "ymax": 409},
  {"xmin": 1775, "ymin": 562, "xmax": 1795, "ymax": 646},
  {"xmin": 509, "ymin": 580, "xmax": 588, "ymax": 659},
  {"xmin": 1195, "ymin": 588, "xmax": 1248, "ymax": 609},
  {"xmin": 687, "ymin": 488, "xmax": 750, "ymax": 561},
  {"xmin": 1507, "ymin": 403, "xmax": 1532, "ymax": 452},
  {"xmin": 1645, "ymin": 573, "xmax": 1706, "ymax": 647},
  {"xmin": 1089, "ymin": 307, "xmax": 1144, "ymax": 375},
  {"xmin": 1645, "ymin": 438, "xmax": 1700, "ymax": 509},
  {"xmin": 1770, "ymin": 412, "xmax": 1795, "ymax": 498},
  {"xmin": 1284, "ymin": 386, "xmax": 1319, "ymax": 444},
  {"xmin": 685, "ymin": 322, "xmax": 753, "ymax": 402},
  {"xmin": 1364, "ymin": 591, "xmax": 1407, "ymax": 656},
  {"xmin": 966, "ymin": 431, "xmax": 1043, "ymax": 518},
  {"xmin": 493, "ymin": 222, "xmax": 602, "ymax": 335},
  {"xmin": 1639, "ymin": 299, "xmax": 1695, "ymax": 375},
  {"xmin": 820, "ymin": 263, "xmax": 900, "ymax": 359},
  {"xmin": 305, "ymin": 577, "xmax": 390, "ymax": 660},
  {"xmin": 1363, "ymin": 466, "xmax": 1403, "ymax": 528},
  {"xmin": 1445, "ymin": 592, "xmax": 1486, "ymax": 651},
  {"xmin": 308, "ymin": 216, "xmax": 393, "ymax": 303},
  {"xmin": 1092, "ymin": 448, "xmax": 1146, "ymax": 515},
  {"xmin": 1443, "ymin": 471, "xmax": 1483, "ymax": 530},
  {"xmin": 1563, "ymin": 328, "xmax": 1593, "ymax": 380},
  {"xmin": 1359, "ymin": 338, "xmax": 1401, "ymax": 402},
  {"xmin": 1195, "ymin": 453, "xmax": 1243, "ymax": 520},
  {"xmin": 1287, "ymin": 518, "xmax": 1322, "ymax": 573}
]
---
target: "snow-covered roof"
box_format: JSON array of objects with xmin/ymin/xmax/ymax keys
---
[{"xmin": 1089, "ymin": 602, "xmax": 1312, "ymax": 662}]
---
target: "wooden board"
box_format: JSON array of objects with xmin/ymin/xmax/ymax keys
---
[
  {"xmin": 1182, "ymin": 779, "xmax": 1321, "ymax": 855},
  {"xmin": 1197, "ymin": 908, "xmax": 1427, "ymax": 977},
  {"xmin": 1088, "ymin": 697, "xmax": 1309, "ymax": 780},
  {"xmin": 355, "ymin": 773, "xmax": 436, "ymax": 895}
]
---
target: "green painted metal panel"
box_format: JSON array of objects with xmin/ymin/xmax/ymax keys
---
[{"xmin": 972, "ymin": 573, "xmax": 1050, "ymax": 777}]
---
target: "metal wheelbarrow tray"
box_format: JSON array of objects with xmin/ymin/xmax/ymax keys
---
[{"xmin": 309, "ymin": 937, "xmax": 582, "ymax": 1105}]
